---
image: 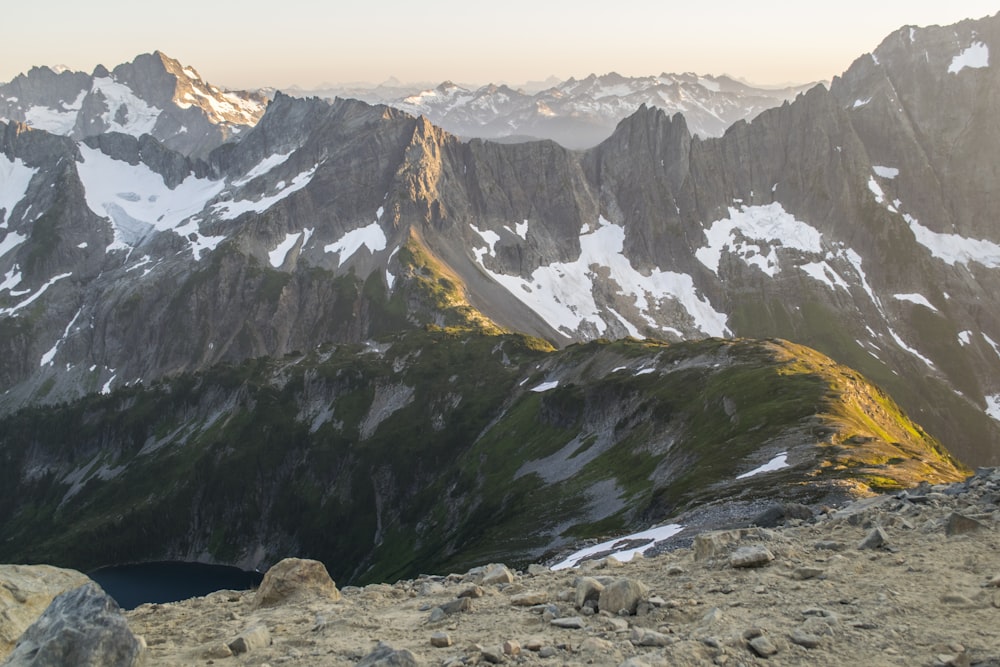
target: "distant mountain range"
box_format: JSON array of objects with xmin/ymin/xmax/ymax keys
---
[
  {"xmin": 292, "ymin": 73, "xmax": 814, "ymax": 148},
  {"xmin": 0, "ymin": 12, "xmax": 997, "ymax": 580}
]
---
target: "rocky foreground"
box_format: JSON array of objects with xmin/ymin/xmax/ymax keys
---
[{"xmin": 4, "ymin": 469, "xmax": 1000, "ymax": 667}]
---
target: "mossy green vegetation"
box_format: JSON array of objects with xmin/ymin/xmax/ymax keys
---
[{"xmin": 0, "ymin": 332, "xmax": 966, "ymax": 585}]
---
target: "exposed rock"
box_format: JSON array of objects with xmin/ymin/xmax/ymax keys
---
[
  {"xmin": 945, "ymin": 512, "xmax": 988, "ymax": 536},
  {"xmin": 550, "ymin": 616, "xmax": 586, "ymax": 629},
  {"xmin": 0, "ymin": 565, "xmax": 91, "ymax": 660},
  {"xmin": 510, "ymin": 591, "xmax": 546, "ymax": 606},
  {"xmin": 729, "ymin": 545, "xmax": 775, "ymax": 568},
  {"xmin": 481, "ymin": 565, "xmax": 515, "ymax": 586},
  {"xmin": 457, "ymin": 584, "xmax": 485, "ymax": 599},
  {"xmin": 429, "ymin": 632, "xmax": 451, "ymax": 648},
  {"xmin": 253, "ymin": 558, "xmax": 340, "ymax": 609},
  {"xmin": 227, "ymin": 623, "xmax": 271, "ymax": 654},
  {"xmin": 574, "ymin": 576, "xmax": 604, "ymax": 608},
  {"xmin": 597, "ymin": 578, "xmax": 649, "ymax": 615},
  {"xmin": 356, "ymin": 641, "xmax": 421, "ymax": 666},
  {"xmin": 748, "ymin": 634, "xmax": 779, "ymax": 657},
  {"xmin": 858, "ymin": 527, "xmax": 890, "ymax": 550},
  {"xmin": 2, "ymin": 583, "xmax": 144, "ymax": 667}
]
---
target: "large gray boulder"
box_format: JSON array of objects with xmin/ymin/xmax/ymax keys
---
[
  {"xmin": 1, "ymin": 582, "xmax": 145, "ymax": 667},
  {"xmin": 0, "ymin": 564, "xmax": 91, "ymax": 661}
]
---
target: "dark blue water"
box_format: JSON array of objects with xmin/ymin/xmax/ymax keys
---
[{"xmin": 89, "ymin": 561, "xmax": 263, "ymax": 610}]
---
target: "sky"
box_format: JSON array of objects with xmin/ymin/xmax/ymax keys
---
[{"xmin": 4, "ymin": 2, "xmax": 999, "ymax": 90}]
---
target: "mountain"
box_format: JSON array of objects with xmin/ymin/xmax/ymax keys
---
[
  {"xmin": 305, "ymin": 72, "xmax": 812, "ymax": 149},
  {"xmin": 0, "ymin": 12, "xmax": 998, "ymax": 578},
  {"xmin": 0, "ymin": 51, "xmax": 267, "ymax": 158},
  {"xmin": 0, "ymin": 330, "xmax": 963, "ymax": 583}
]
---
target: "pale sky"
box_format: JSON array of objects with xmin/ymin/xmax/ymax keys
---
[{"xmin": 4, "ymin": 2, "xmax": 998, "ymax": 90}]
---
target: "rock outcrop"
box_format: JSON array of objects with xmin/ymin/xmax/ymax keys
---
[
  {"xmin": 0, "ymin": 565, "xmax": 90, "ymax": 660},
  {"xmin": 1, "ymin": 583, "xmax": 145, "ymax": 667}
]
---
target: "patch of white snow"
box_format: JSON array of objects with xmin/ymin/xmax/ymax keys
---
[
  {"xmin": 948, "ymin": 42, "xmax": 990, "ymax": 74},
  {"xmin": 736, "ymin": 452, "xmax": 789, "ymax": 480}
]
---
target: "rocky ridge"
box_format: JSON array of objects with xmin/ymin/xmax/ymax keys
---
[{"xmin": 4, "ymin": 467, "xmax": 1000, "ymax": 666}]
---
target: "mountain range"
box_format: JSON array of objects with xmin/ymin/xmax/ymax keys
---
[
  {"xmin": 301, "ymin": 73, "xmax": 813, "ymax": 148},
  {"xmin": 0, "ymin": 12, "xmax": 997, "ymax": 579}
]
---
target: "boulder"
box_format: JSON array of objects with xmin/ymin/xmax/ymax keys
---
[
  {"xmin": 356, "ymin": 641, "xmax": 421, "ymax": 666},
  {"xmin": 226, "ymin": 623, "xmax": 271, "ymax": 654},
  {"xmin": 729, "ymin": 546, "xmax": 775, "ymax": 568},
  {"xmin": 1, "ymin": 583, "xmax": 145, "ymax": 667},
  {"xmin": 597, "ymin": 578, "xmax": 649, "ymax": 615},
  {"xmin": 574, "ymin": 576, "xmax": 604, "ymax": 608},
  {"xmin": 0, "ymin": 564, "xmax": 91, "ymax": 661},
  {"xmin": 252, "ymin": 558, "xmax": 340, "ymax": 609},
  {"xmin": 481, "ymin": 564, "xmax": 515, "ymax": 586}
]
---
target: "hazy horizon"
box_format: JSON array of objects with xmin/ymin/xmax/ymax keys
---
[{"xmin": 4, "ymin": 3, "xmax": 998, "ymax": 91}]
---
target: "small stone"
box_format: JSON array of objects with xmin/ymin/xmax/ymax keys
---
[
  {"xmin": 511, "ymin": 591, "xmax": 546, "ymax": 606},
  {"xmin": 357, "ymin": 642, "xmax": 421, "ymax": 667},
  {"xmin": 814, "ymin": 540, "xmax": 846, "ymax": 551},
  {"xmin": 427, "ymin": 607, "xmax": 446, "ymax": 623},
  {"xmin": 538, "ymin": 646, "xmax": 558, "ymax": 658},
  {"xmin": 729, "ymin": 545, "xmax": 774, "ymax": 568},
  {"xmin": 858, "ymin": 527, "xmax": 889, "ymax": 550},
  {"xmin": 200, "ymin": 643, "xmax": 234, "ymax": 659},
  {"xmin": 503, "ymin": 639, "xmax": 521, "ymax": 656},
  {"xmin": 791, "ymin": 567, "xmax": 824, "ymax": 580},
  {"xmin": 945, "ymin": 512, "xmax": 987, "ymax": 536},
  {"xmin": 575, "ymin": 576, "xmax": 604, "ymax": 608},
  {"xmin": 527, "ymin": 564, "xmax": 549, "ymax": 576},
  {"xmin": 666, "ymin": 565, "xmax": 685, "ymax": 575},
  {"xmin": 605, "ymin": 617, "xmax": 629, "ymax": 632},
  {"xmin": 438, "ymin": 597, "xmax": 473, "ymax": 615},
  {"xmin": 430, "ymin": 632, "xmax": 453, "ymax": 647},
  {"xmin": 630, "ymin": 627, "xmax": 672, "ymax": 647},
  {"xmin": 701, "ymin": 607, "xmax": 724, "ymax": 624},
  {"xmin": 524, "ymin": 638, "xmax": 544, "ymax": 651},
  {"xmin": 579, "ymin": 636, "xmax": 614, "ymax": 652},
  {"xmin": 228, "ymin": 623, "xmax": 271, "ymax": 655},
  {"xmin": 551, "ymin": 616, "xmax": 586, "ymax": 629},
  {"xmin": 457, "ymin": 584, "xmax": 485, "ymax": 599},
  {"xmin": 789, "ymin": 629, "xmax": 821, "ymax": 648},
  {"xmin": 985, "ymin": 575, "xmax": 1000, "ymax": 588},
  {"xmin": 481, "ymin": 646, "xmax": 505, "ymax": 663},
  {"xmin": 749, "ymin": 635, "xmax": 779, "ymax": 657}
]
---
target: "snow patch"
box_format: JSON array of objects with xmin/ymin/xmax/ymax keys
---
[
  {"xmin": 983, "ymin": 333, "xmax": 1000, "ymax": 360},
  {"xmin": 0, "ymin": 156, "xmax": 38, "ymax": 227},
  {"xmin": 551, "ymin": 523, "xmax": 684, "ymax": 570},
  {"xmin": 696, "ymin": 203, "xmax": 823, "ymax": 278},
  {"xmin": 986, "ymin": 395, "xmax": 1000, "ymax": 422},
  {"xmin": 40, "ymin": 308, "xmax": 82, "ymax": 366},
  {"xmin": 873, "ymin": 165, "xmax": 899, "ymax": 179},
  {"xmin": 904, "ymin": 214, "xmax": 1000, "ymax": 268},
  {"xmin": 736, "ymin": 452, "xmax": 789, "ymax": 480},
  {"xmin": 269, "ymin": 231, "xmax": 304, "ymax": 268},
  {"xmin": 867, "ymin": 177, "xmax": 886, "ymax": 204},
  {"xmin": 477, "ymin": 216, "xmax": 728, "ymax": 339},
  {"xmin": 92, "ymin": 77, "xmax": 160, "ymax": 135},
  {"xmin": 948, "ymin": 42, "xmax": 990, "ymax": 74},
  {"xmin": 530, "ymin": 380, "xmax": 559, "ymax": 393},
  {"xmin": 1, "ymin": 272, "xmax": 72, "ymax": 317},
  {"xmin": 0, "ymin": 265, "xmax": 22, "ymax": 293},
  {"xmin": 853, "ymin": 97, "xmax": 871, "ymax": 109},
  {"xmin": 515, "ymin": 219, "xmax": 529, "ymax": 239},
  {"xmin": 213, "ymin": 165, "xmax": 317, "ymax": 220},
  {"xmin": 323, "ymin": 221, "xmax": 387, "ymax": 267},
  {"xmin": 958, "ymin": 331, "xmax": 972, "ymax": 346},
  {"xmin": 893, "ymin": 293, "xmax": 937, "ymax": 312},
  {"xmin": 233, "ymin": 151, "xmax": 295, "ymax": 187},
  {"xmin": 77, "ymin": 145, "xmax": 225, "ymax": 249}
]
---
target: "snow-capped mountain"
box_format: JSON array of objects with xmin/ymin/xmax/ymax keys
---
[
  {"xmin": 0, "ymin": 52, "xmax": 267, "ymax": 158},
  {"xmin": 2, "ymin": 12, "xmax": 1000, "ymax": 476},
  {"xmin": 313, "ymin": 72, "xmax": 813, "ymax": 148}
]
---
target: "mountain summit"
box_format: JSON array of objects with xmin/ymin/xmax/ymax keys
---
[{"xmin": 0, "ymin": 52, "xmax": 266, "ymax": 157}]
